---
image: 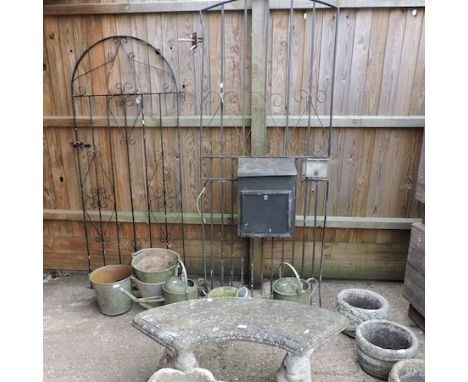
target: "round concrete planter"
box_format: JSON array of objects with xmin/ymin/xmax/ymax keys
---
[
  {"xmin": 355, "ymin": 320, "xmax": 418, "ymax": 380},
  {"xmin": 388, "ymin": 359, "xmax": 425, "ymax": 382},
  {"xmin": 336, "ymin": 289, "xmax": 389, "ymax": 337}
]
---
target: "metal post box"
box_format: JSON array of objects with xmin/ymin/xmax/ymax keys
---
[{"xmin": 237, "ymin": 157, "xmax": 297, "ymax": 237}]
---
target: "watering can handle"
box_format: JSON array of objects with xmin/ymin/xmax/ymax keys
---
[
  {"xmin": 278, "ymin": 262, "xmax": 302, "ymax": 294},
  {"xmin": 306, "ymin": 277, "xmax": 318, "ymax": 306}
]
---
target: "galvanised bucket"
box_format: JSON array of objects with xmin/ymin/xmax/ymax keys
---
[
  {"xmin": 162, "ymin": 258, "xmax": 198, "ymax": 304},
  {"xmin": 132, "ymin": 276, "xmax": 165, "ymax": 307},
  {"xmin": 89, "ymin": 265, "xmax": 133, "ymax": 316},
  {"xmin": 272, "ymin": 262, "xmax": 318, "ymax": 305},
  {"xmin": 131, "ymin": 248, "xmax": 179, "ymax": 283}
]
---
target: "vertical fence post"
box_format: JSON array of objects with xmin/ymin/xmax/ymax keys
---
[
  {"xmin": 250, "ymin": 0, "xmax": 270, "ymax": 291},
  {"xmin": 251, "ymin": 0, "xmax": 268, "ymax": 156}
]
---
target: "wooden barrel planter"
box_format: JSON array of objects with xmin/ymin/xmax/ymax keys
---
[
  {"xmin": 355, "ymin": 320, "xmax": 418, "ymax": 380},
  {"xmin": 388, "ymin": 359, "xmax": 425, "ymax": 382},
  {"xmin": 336, "ymin": 289, "xmax": 389, "ymax": 337}
]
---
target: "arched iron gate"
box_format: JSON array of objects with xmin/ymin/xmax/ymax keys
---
[{"xmin": 71, "ymin": 36, "xmax": 186, "ymax": 270}]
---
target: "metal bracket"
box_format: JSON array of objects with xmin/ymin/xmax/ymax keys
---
[
  {"xmin": 178, "ymin": 32, "xmax": 204, "ymax": 51},
  {"xmin": 303, "ymin": 158, "xmax": 329, "ymax": 180},
  {"xmin": 71, "ymin": 140, "xmax": 91, "ymax": 149}
]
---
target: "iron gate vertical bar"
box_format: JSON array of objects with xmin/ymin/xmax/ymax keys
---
[
  {"xmin": 209, "ymin": 160, "xmax": 214, "ymax": 289},
  {"xmin": 230, "ymin": 158, "xmax": 235, "ymax": 286},
  {"xmin": 301, "ymin": 178, "xmax": 309, "ymax": 277},
  {"xmin": 141, "ymin": 96, "xmax": 153, "ymax": 247},
  {"xmin": 241, "ymin": 0, "xmax": 248, "ymax": 155},
  {"xmin": 318, "ymin": 179, "xmax": 330, "ymax": 307},
  {"xmin": 72, "ymin": 96, "xmax": 92, "ymax": 272},
  {"xmin": 88, "ymin": 96, "xmax": 106, "ymax": 265},
  {"xmin": 311, "ymin": 180, "xmax": 318, "ymax": 276},
  {"xmin": 281, "ymin": 238, "xmax": 285, "ymax": 274},
  {"xmin": 106, "ymin": 96, "xmax": 122, "ymax": 264},
  {"xmin": 284, "ymin": 0, "xmax": 294, "ymax": 156},
  {"xmin": 220, "ymin": 3, "xmax": 226, "ymax": 286},
  {"xmin": 328, "ymin": 6, "xmax": 340, "ymax": 158},
  {"xmin": 157, "ymin": 93, "xmax": 170, "ymax": 247},
  {"xmin": 123, "ymin": 96, "xmax": 138, "ymax": 252},
  {"xmin": 250, "ymin": 238, "xmax": 255, "ymax": 296},
  {"xmin": 198, "ymin": 9, "xmax": 208, "ymax": 288},
  {"xmin": 270, "ymin": 237, "xmax": 274, "ymax": 295},
  {"xmin": 260, "ymin": 237, "xmax": 264, "ymax": 293},
  {"xmin": 176, "ymin": 90, "xmax": 186, "ymax": 263},
  {"xmin": 306, "ymin": 0, "xmax": 317, "ymax": 156}
]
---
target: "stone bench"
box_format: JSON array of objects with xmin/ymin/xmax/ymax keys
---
[{"xmin": 132, "ymin": 297, "xmax": 348, "ymax": 382}]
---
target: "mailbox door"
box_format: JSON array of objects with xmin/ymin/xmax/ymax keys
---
[{"xmin": 240, "ymin": 190, "xmax": 293, "ymax": 237}]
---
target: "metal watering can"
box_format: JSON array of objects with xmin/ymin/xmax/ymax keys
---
[
  {"xmin": 272, "ymin": 262, "xmax": 318, "ymax": 305},
  {"xmin": 162, "ymin": 258, "xmax": 198, "ymax": 304}
]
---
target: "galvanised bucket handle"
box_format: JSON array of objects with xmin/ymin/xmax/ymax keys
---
[
  {"xmin": 131, "ymin": 248, "xmax": 147, "ymax": 258},
  {"xmin": 306, "ymin": 277, "xmax": 319, "ymax": 305},
  {"xmin": 278, "ymin": 261, "xmax": 302, "ymax": 295}
]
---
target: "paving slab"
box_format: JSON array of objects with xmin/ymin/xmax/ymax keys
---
[{"xmin": 43, "ymin": 273, "xmax": 424, "ymax": 382}]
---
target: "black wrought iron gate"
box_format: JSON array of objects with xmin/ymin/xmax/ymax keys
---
[
  {"xmin": 196, "ymin": 0, "xmax": 339, "ymax": 305},
  {"xmin": 71, "ymin": 0, "xmax": 340, "ymax": 306},
  {"xmin": 71, "ymin": 36, "xmax": 186, "ymax": 270}
]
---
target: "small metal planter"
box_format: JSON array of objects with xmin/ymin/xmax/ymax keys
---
[
  {"xmin": 162, "ymin": 258, "xmax": 198, "ymax": 304},
  {"xmin": 131, "ymin": 248, "xmax": 179, "ymax": 283},
  {"xmin": 89, "ymin": 264, "xmax": 133, "ymax": 316},
  {"xmin": 272, "ymin": 262, "xmax": 318, "ymax": 305}
]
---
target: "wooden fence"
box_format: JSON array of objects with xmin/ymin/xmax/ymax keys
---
[{"xmin": 43, "ymin": 0, "xmax": 425, "ymax": 280}]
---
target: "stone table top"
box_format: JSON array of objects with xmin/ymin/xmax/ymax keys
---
[{"xmin": 132, "ymin": 298, "xmax": 348, "ymax": 355}]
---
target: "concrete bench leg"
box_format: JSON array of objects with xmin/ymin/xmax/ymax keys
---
[
  {"xmin": 159, "ymin": 348, "xmax": 199, "ymax": 373},
  {"xmin": 276, "ymin": 350, "xmax": 314, "ymax": 382}
]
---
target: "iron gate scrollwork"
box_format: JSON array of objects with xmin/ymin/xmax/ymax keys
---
[{"xmin": 71, "ymin": 36, "xmax": 186, "ymax": 270}]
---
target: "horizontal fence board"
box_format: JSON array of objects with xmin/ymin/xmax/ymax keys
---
[
  {"xmin": 43, "ymin": 115, "xmax": 425, "ymax": 128},
  {"xmin": 44, "ymin": 208, "xmax": 421, "ymax": 229},
  {"xmin": 44, "ymin": 1, "xmax": 426, "ymax": 17}
]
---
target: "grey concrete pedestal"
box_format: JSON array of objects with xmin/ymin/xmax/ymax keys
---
[
  {"xmin": 159, "ymin": 349, "xmax": 199, "ymax": 372},
  {"xmin": 276, "ymin": 349, "xmax": 314, "ymax": 382}
]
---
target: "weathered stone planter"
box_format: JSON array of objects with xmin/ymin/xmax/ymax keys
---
[
  {"xmin": 355, "ymin": 320, "xmax": 418, "ymax": 380},
  {"xmin": 388, "ymin": 359, "xmax": 425, "ymax": 382},
  {"xmin": 336, "ymin": 288, "xmax": 389, "ymax": 337}
]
